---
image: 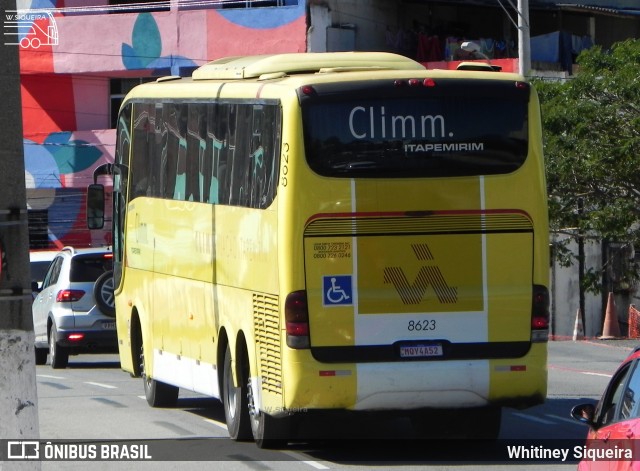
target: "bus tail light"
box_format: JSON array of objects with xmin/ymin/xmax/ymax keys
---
[
  {"xmin": 56, "ymin": 289, "xmax": 85, "ymax": 303},
  {"xmin": 285, "ymin": 290, "xmax": 310, "ymax": 349},
  {"xmin": 531, "ymin": 285, "xmax": 549, "ymax": 343},
  {"xmin": 394, "ymin": 78, "xmax": 436, "ymax": 88}
]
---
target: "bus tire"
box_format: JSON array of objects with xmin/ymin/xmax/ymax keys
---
[
  {"xmin": 247, "ymin": 360, "xmax": 290, "ymax": 448},
  {"xmin": 250, "ymin": 409, "xmax": 290, "ymax": 449},
  {"xmin": 140, "ymin": 344, "xmax": 178, "ymax": 407},
  {"xmin": 223, "ymin": 345, "xmax": 252, "ymax": 440}
]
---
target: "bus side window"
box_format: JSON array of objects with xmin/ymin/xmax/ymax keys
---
[
  {"xmin": 173, "ymin": 107, "xmax": 188, "ymax": 201},
  {"xmin": 131, "ymin": 103, "xmax": 152, "ymax": 198},
  {"xmin": 232, "ymin": 105, "xmax": 253, "ymax": 207},
  {"xmin": 204, "ymin": 103, "xmax": 226, "ymax": 204},
  {"xmin": 216, "ymin": 104, "xmax": 232, "ymax": 205},
  {"xmin": 250, "ymin": 104, "xmax": 280, "ymax": 209},
  {"xmin": 186, "ymin": 103, "xmax": 206, "ymax": 202}
]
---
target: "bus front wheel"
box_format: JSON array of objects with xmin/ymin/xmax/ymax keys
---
[{"xmin": 140, "ymin": 344, "xmax": 178, "ymax": 407}]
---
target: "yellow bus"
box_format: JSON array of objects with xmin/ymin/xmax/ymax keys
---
[{"xmin": 88, "ymin": 52, "xmax": 549, "ymax": 447}]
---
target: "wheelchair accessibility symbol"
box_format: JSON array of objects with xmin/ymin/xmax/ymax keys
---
[{"xmin": 323, "ymin": 275, "xmax": 353, "ymax": 306}]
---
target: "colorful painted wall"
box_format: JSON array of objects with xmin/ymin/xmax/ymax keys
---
[{"xmin": 19, "ymin": 1, "xmax": 307, "ymax": 249}]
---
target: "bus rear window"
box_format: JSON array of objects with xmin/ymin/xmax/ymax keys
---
[{"xmin": 301, "ymin": 92, "xmax": 529, "ymax": 178}]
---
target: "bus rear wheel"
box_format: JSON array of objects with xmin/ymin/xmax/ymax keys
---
[
  {"xmin": 140, "ymin": 344, "xmax": 178, "ymax": 407},
  {"xmin": 223, "ymin": 345, "xmax": 252, "ymax": 440},
  {"xmin": 246, "ymin": 356, "xmax": 290, "ymax": 448},
  {"xmin": 248, "ymin": 392, "xmax": 290, "ymax": 449}
]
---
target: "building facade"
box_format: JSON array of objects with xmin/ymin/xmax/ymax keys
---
[{"xmin": 13, "ymin": 0, "xmax": 640, "ymax": 336}]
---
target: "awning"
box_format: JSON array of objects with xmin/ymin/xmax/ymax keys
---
[{"xmin": 554, "ymin": 4, "xmax": 640, "ymax": 17}]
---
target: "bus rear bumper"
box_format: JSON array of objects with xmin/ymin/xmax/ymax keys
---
[{"xmin": 283, "ymin": 344, "xmax": 546, "ymax": 412}]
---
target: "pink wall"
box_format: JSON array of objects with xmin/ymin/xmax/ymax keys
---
[
  {"xmin": 18, "ymin": 9, "xmax": 307, "ymax": 75},
  {"xmin": 19, "ymin": 4, "xmax": 307, "ymax": 249},
  {"xmin": 72, "ymin": 76, "xmax": 109, "ymax": 130}
]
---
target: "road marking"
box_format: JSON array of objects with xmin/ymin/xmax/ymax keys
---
[
  {"xmin": 512, "ymin": 412, "xmax": 555, "ymax": 425},
  {"xmin": 200, "ymin": 419, "xmax": 328, "ymax": 469},
  {"xmin": 37, "ymin": 374, "xmax": 64, "ymax": 379},
  {"xmin": 281, "ymin": 451, "xmax": 330, "ymax": 469},
  {"xmin": 84, "ymin": 381, "xmax": 117, "ymax": 389},
  {"xmin": 583, "ymin": 372, "xmax": 612, "ymax": 378},
  {"xmin": 544, "ymin": 413, "xmax": 584, "ymax": 425},
  {"xmin": 202, "ymin": 417, "xmax": 228, "ymax": 431},
  {"xmin": 154, "ymin": 420, "xmax": 194, "ymax": 436},
  {"xmin": 548, "ymin": 364, "xmax": 612, "ymax": 378},
  {"xmin": 92, "ymin": 397, "xmax": 126, "ymax": 408},
  {"xmin": 40, "ymin": 381, "xmax": 71, "ymax": 390}
]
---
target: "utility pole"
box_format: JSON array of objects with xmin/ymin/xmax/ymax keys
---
[
  {"xmin": 518, "ymin": 0, "xmax": 531, "ymax": 76},
  {"xmin": 0, "ymin": 0, "xmax": 40, "ymax": 453}
]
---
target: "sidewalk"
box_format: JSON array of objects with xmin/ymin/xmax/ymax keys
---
[{"xmin": 550, "ymin": 336, "xmax": 639, "ymax": 350}]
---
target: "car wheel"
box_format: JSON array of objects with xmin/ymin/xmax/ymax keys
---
[
  {"xmin": 35, "ymin": 347, "xmax": 48, "ymax": 365},
  {"xmin": 94, "ymin": 270, "xmax": 115, "ymax": 317},
  {"xmin": 49, "ymin": 326, "xmax": 68, "ymax": 369},
  {"xmin": 140, "ymin": 344, "xmax": 178, "ymax": 407},
  {"xmin": 222, "ymin": 345, "xmax": 252, "ymax": 441}
]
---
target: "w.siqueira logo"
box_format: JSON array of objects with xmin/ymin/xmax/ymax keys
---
[{"xmin": 4, "ymin": 10, "xmax": 59, "ymax": 49}]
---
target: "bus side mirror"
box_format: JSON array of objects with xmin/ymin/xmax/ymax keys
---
[{"xmin": 87, "ymin": 184, "xmax": 105, "ymax": 230}]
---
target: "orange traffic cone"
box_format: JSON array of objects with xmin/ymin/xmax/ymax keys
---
[
  {"xmin": 629, "ymin": 305, "xmax": 640, "ymax": 339},
  {"xmin": 572, "ymin": 308, "xmax": 584, "ymax": 341},
  {"xmin": 599, "ymin": 292, "xmax": 621, "ymax": 339}
]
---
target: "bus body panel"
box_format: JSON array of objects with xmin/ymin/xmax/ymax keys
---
[{"xmin": 118, "ymin": 195, "xmax": 280, "ymax": 400}]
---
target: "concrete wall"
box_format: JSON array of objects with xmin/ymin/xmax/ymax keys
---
[
  {"xmin": 550, "ymin": 235, "xmax": 603, "ymax": 338},
  {"xmin": 324, "ymin": 0, "xmax": 399, "ymax": 52}
]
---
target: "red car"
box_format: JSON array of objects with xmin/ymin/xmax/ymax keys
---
[{"xmin": 572, "ymin": 346, "xmax": 640, "ymax": 470}]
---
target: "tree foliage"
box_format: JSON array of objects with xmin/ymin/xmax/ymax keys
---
[{"xmin": 535, "ymin": 39, "xmax": 640, "ymax": 290}]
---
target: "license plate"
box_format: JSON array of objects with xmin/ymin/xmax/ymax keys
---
[
  {"xmin": 101, "ymin": 321, "xmax": 116, "ymax": 330},
  {"xmin": 399, "ymin": 344, "xmax": 443, "ymax": 358}
]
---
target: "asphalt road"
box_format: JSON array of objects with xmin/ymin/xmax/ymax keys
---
[{"xmin": 20, "ymin": 339, "xmax": 635, "ymax": 470}]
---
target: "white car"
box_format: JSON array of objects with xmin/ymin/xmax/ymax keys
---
[
  {"xmin": 32, "ymin": 246, "xmax": 116, "ymax": 368},
  {"xmin": 29, "ymin": 250, "xmax": 58, "ymax": 299}
]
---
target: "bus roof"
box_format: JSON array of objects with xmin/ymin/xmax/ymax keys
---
[{"xmin": 192, "ymin": 52, "xmax": 426, "ymax": 81}]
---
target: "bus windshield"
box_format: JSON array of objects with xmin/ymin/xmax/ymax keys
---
[{"xmin": 302, "ymin": 90, "xmax": 529, "ymax": 178}]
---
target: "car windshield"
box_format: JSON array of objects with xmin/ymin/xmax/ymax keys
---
[{"xmin": 70, "ymin": 254, "xmax": 113, "ymax": 283}]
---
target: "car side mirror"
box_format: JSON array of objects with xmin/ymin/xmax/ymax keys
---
[
  {"xmin": 31, "ymin": 280, "xmax": 40, "ymax": 293},
  {"xmin": 571, "ymin": 403, "xmax": 596, "ymax": 427}
]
